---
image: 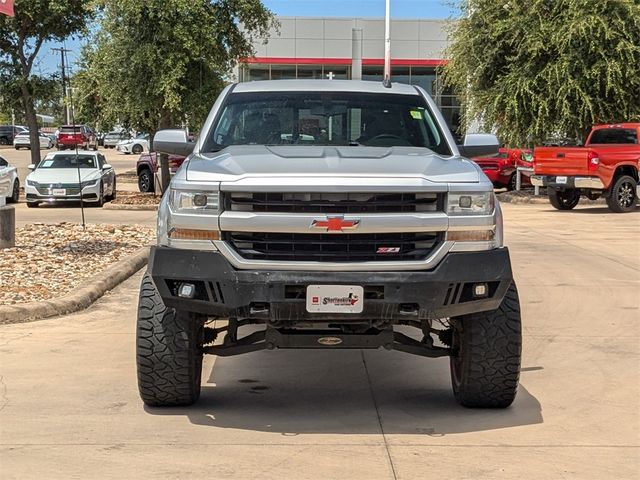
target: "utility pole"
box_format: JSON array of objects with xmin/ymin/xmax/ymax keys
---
[{"xmin": 51, "ymin": 47, "xmax": 71, "ymax": 124}]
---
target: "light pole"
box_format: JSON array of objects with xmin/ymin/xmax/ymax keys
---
[{"xmin": 383, "ymin": 0, "xmax": 391, "ymax": 87}]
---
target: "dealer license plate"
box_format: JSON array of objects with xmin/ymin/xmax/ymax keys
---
[
  {"xmin": 52, "ymin": 189, "xmax": 66, "ymax": 196},
  {"xmin": 306, "ymin": 285, "xmax": 364, "ymax": 314},
  {"xmin": 555, "ymin": 176, "xmax": 567, "ymax": 184}
]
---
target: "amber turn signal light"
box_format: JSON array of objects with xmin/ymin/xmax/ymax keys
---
[
  {"xmin": 447, "ymin": 230, "xmax": 494, "ymax": 242},
  {"xmin": 169, "ymin": 228, "xmax": 220, "ymax": 240}
]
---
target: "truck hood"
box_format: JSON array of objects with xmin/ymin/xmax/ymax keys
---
[{"xmin": 186, "ymin": 146, "xmax": 481, "ymax": 185}]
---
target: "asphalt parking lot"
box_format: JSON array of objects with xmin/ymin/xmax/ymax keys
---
[
  {"xmin": 0, "ymin": 203, "xmax": 638, "ymax": 479},
  {"xmin": 0, "ymin": 144, "xmax": 138, "ymax": 185},
  {"xmin": 1, "ymin": 145, "xmax": 156, "ymax": 227}
]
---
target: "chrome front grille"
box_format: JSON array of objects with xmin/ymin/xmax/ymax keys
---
[
  {"xmin": 227, "ymin": 192, "xmax": 442, "ymax": 213},
  {"xmin": 36, "ymin": 183, "xmax": 81, "ymax": 195},
  {"xmin": 225, "ymin": 231, "xmax": 443, "ymax": 262}
]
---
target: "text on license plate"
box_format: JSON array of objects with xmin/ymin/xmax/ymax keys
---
[
  {"xmin": 306, "ymin": 285, "xmax": 364, "ymax": 313},
  {"xmin": 555, "ymin": 176, "xmax": 567, "ymax": 184},
  {"xmin": 52, "ymin": 189, "xmax": 66, "ymax": 196}
]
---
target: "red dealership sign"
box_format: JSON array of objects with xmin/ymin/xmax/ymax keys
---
[{"xmin": 0, "ymin": 0, "xmax": 15, "ymax": 17}]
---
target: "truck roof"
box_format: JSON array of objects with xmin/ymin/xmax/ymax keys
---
[
  {"xmin": 591, "ymin": 123, "xmax": 640, "ymax": 130},
  {"xmin": 233, "ymin": 79, "xmax": 421, "ymax": 95}
]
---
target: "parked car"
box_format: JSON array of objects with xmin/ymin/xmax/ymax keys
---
[
  {"xmin": 116, "ymin": 134, "xmax": 149, "ymax": 155},
  {"xmin": 24, "ymin": 150, "xmax": 116, "ymax": 207},
  {"xmin": 138, "ymin": 80, "xmax": 522, "ymax": 410},
  {"xmin": 13, "ymin": 131, "xmax": 54, "ymax": 150},
  {"xmin": 136, "ymin": 151, "xmax": 186, "ymax": 193},
  {"xmin": 0, "ymin": 155, "xmax": 20, "ymax": 203},
  {"xmin": 0, "ymin": 125, "xmax": 27, "ymax": 145},
  {"xmin": 57, "ymin": 125, "xmax": 98, "ymax": 151},
  {"xmin": 533, "ymin": 123, "xmax": 640, "ymax": 212},
  {"xmin": 103, "ymin": 131, "xmax": 131, "ymax": 149},
  {"xmin": 472, "ymin": 148, "xmax": 533, "ymax": 190}
]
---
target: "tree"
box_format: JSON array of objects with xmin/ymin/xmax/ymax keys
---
[
  {"xmin": 78, "ymin": 0, "xmax": 276, "ymax": 190},
  {"xmin": 0, "ymin": 0, "xmax": 91, "ymax": 165},
  {"xmin": 0, "ymin": 71, "xmax": 65, "ymax": 125},
  {"xmin": 443, "ymin": 0, "xmax": 640, "ymax": 145}
]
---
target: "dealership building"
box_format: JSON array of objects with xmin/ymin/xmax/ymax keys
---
[{"xmin": 236, "ymin": 17, "xmax": 461, "ymax": 130}]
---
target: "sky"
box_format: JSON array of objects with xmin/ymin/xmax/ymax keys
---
[{"xmin": 38, "ymin": 0, "xmax": 455, "ymax": 75}]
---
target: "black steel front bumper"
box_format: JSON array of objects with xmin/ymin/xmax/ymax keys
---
[{"xmin": 148, "ymin": 246, "xmax": 514, "ymax": 322}]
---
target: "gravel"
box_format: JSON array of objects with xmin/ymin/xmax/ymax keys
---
[
  {"xmin": 0, "ymin": 223, "xmax": 155, "ymax": 306},
  {"xmin": 112, "ymin": 191, "xmax": 161, "ymax": 205}
]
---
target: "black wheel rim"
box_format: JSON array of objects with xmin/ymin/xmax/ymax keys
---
[
  {"xmin": 560, "ymin": 190, "xmax": 578, "ymax": 207},
  {"xmin": 617, "ymin": 181, "xmax": 635, "ymax": 208},
  {"xmin": 140, "ymin": 173, "xmax": 149, "ymax": 191}
]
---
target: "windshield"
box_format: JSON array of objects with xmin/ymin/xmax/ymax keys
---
[
  {"xmin": 38, "ymin": 155, "xmax": 97, "ymax": 169},
  {"xmin": 205, "ymin": 91, "xmax": 451, "ymax": 155},
  {"xmin": 60, "ymin": 126, "xmax": 82, "ymax": 134}
]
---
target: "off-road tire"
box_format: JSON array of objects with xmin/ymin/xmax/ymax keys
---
[
  {"xmin": 450, "ymin": 282, "xmax": 522, "ymax": 408},
  {"xmin": 136, "ymin": 274, "xmax": 204, "ymax": 407},
  {"xmin": 138, "ymin": 168, "xmax": 154, "ymax": 193},
  {"xmin": 606, "ymin": 175, "xmax": 637, "ymax": 213},
  {"xmin": 548, "ymin": 188, "xmax": 580, "ymax": 210}
]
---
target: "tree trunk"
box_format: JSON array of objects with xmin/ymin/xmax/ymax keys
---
[{"xmin": 20, "ymin": 80, "xmax": 41, "ymax": 166}]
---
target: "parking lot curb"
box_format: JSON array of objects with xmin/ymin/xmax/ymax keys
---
[
  {"xmin": 0, "ymin": 246, "xmax": 150, "ymax": 325},
  {"xmin": 103, "ymin": 203, "xmax": 159, "ymax": 211},
  {"xmin": 496, "ymin": 193, "xmax": 607, "ymax": 205}
]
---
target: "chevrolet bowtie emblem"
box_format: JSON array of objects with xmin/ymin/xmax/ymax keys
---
[{"xmin": 310, "ymin": 216, "xmax": 361, "ymax": 232}]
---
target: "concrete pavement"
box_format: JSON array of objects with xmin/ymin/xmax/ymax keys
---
[{"xmin": 0, "ymin": 203, "xmax": 638, "ymax": 479}]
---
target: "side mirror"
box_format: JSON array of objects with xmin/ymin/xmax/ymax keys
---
[
  {"xmin": 153, "ymin": 129, "xmax": 195, "ymax": 156},
  {"xmin": 28, "ymin": 164, "xmax": 36, "ymax": 171},
  {"xmin": 102, "ymin": 164, "xmax": 113, "ymax": 171},
  {"xmin": 457, "ymin": 134, "xmax": 500, "ymax": 158}
]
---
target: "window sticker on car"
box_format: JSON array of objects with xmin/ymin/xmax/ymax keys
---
[
  {"xmin": 41, "ymin": 160, "xmax": 53, "ymax": 168},
  {"xmin": 410, "ymin": 110, "xmax": 423, "ymax": 120}
]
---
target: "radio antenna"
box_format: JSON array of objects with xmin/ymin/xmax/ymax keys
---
[
  {"xmin": 64, "ymin": 46, "xmax": 86, "ymax": 230},
  {"xmin": 382, "ymin": 0, "xmax": 392, "ymax": 88}
]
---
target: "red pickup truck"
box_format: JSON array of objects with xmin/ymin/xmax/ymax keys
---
[{"xmin": 532, "ymin": 124, "xmax": 640, "ymax": 212}]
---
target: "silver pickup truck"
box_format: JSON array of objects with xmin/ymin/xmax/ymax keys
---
[{"xmin": 138, "ymin": 80, "xmax": 521, "ymax": 409}]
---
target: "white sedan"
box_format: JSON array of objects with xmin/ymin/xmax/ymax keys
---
[
  {"xmin": 116, "ymin": 134, "xmax": 149, "ymax": 155},
  {"xmin": 24, "ymin": 151, "xmax": 116, "ymax": 208},
  {"xmin": 14, "ymin": 131, "xmax": 54, "ymax": 150},
  {"xmin": 0, "ymin": 155, "xmax": 20, "ymax": 203}
]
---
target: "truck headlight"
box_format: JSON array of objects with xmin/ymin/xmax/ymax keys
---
[
  {"xmin": 447, "ymin": 192, "xmax": 494, "ymax": 216},
  {"xmin": 169, "ymin": 189, "xmax": 220, "ymax": 214}
]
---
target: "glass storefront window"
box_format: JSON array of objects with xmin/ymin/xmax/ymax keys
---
[
  {"xmin": 362, "ymin": 66, "xmax": 383, "ymax": 82},
  {"xmin": 270, "ymin": 65, "xmax": 297, "ymax": 80},
  {"xmin": 392, "ymin": 67, "xmax": 410, "ymax": 86},
  {"xmin": 322, "ymin": 66, "xmax": 349, "ymax": 80},
  {"xmin": 297, "ymin": 66, "xmax": 324, "ymax": 79},
  {"xmin": 410, "ymin": 67, "xmax": 436, "ymax": 95},
  {"xmin": 247, "ymin": 65, "xmax": 269, "ymax": 81}
]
